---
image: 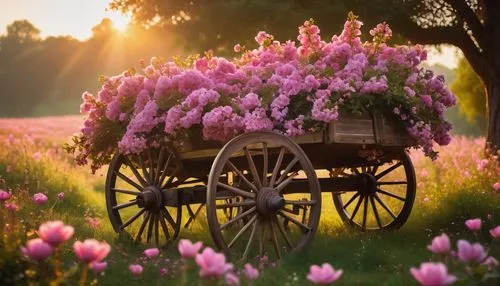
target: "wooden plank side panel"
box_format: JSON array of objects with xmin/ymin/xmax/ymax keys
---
[{"xmin": 328, "ymin": 114, "xmax": 376, "ymax": 144}]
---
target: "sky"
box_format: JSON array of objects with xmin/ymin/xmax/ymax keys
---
[
  {"xmin": 0, "ymin": 0, "xmax": 460, "ymax": 69},
  {"xmin": 0, "ymin": 0, "xmax": 131, "ymax": 40}
]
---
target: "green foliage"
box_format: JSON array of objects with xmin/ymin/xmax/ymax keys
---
[{"xmin": 451, "ymin": 57, "xmax": 486, "ymax": 124}]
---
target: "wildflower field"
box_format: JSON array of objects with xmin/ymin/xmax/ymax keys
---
[{"xmin": 0, "ymin": 115, "xmax": 499, "ymax": 285}]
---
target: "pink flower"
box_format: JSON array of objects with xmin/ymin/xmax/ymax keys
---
[
  {"xmin": 307, "ymin": 263, "xmax": 343, "ymax": 285},
  {"xmin": 57, "ymin": 192, "xmax": 65, "ymax": 201},
  {"xmin": 32, "ymin": 193, "xmax": 48, "ymax": 205},
  {"xmin": 490, "ymin": 226, "xmax": 500, "ymax": 239},
  {"xmin": 482, "ymin": 256, "xmax": 499, "ymax": 269},
  {"xmin": 465, "ymin": 218, "xmax": 481, "ymax": 232},
  {"xmin": 129, "ymin": 264, "xmax": 143, "ymax": 276},
  {"xmin": 225, "ymin": 272, "xmax": 240, "ymax": 285},
  {"xmin": 427, "ymin": 233, "xmax": 451, "ymax": 254},
  {"xmin": 160, "ymin": 267, "xmax": 168, "ymax": 277},
  {"xmin": 457, "ymin": 240, "xmax": 487, "ymax": 263},
  {"xmin": 493, "ymin": 182, "xmax": 500, "ymax": 191},
  {"xmin": 243, "ymin": 263, "xmax": 259, "ymax": 280},
  {"xmin": 91, "ymin": 261, "xmax": 108, "ymax": 273},
  {"xmin": 144, "ymin": 247, "xmax": 160, "ymax": 258},
  {"xmin": 195, "ymin": 247, "xmax": 233, "ymax": 278},
  {"xmin": 73, "ymin": 239, "xmax": 111, "ymax": 263},
  {"xmin": 38, "ymin": 221, "xmax": 74, "ymax": 247},
  {"xmin": 0, "ymin": 190, "xmax": 10, "ymax": 201},
  {"xmin": 86, "ymin": 217, "xmax": 100, "ymax": 229},
  {"xmin": 410, "ymin": 262, "xmax": 457, "ymax": 286},
  {"xmin": 233, "ymin": 44, "xmax": 242, "ymax": 53},
  {"xmin": 178, "ymin": 239, "xmax": 203, "ymax": 259},
  {"xmin": 5, "ymin": 202, "xmax": 19, "ymax": 212},
  {"xmin": 21, "ymin": 238, "xmax": 53, "ymax": 261}
]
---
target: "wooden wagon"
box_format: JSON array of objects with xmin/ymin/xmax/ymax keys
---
[{"xmin": 105, "ymin": 112, "xmax": 417, "ymax": 260}]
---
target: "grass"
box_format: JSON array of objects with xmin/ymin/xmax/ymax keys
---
[{"xmin": 0, "ymin": 116, "xmax": 499, "ymax": 285}]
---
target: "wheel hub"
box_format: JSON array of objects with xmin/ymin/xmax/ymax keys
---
[
  {"xmin": 358, "ymin": 173, "xmax": 378, "ymax": 195},
  {"xmin": 256, "ymin": 187, "xmax": 285, "ymax": 217},
  {"xmin": 136, "ymin": 186, "xmax": 163, "ymax": 211}
]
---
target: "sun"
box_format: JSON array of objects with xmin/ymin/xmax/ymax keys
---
[{"xmin": 108, "ymin": 13, "xmax": 131, "ymax": 33}]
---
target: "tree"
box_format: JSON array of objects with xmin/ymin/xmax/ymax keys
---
[
  {"xmin": 110, "ymin": 0, "xmax": 500, "ymax": 153},
  {"xmin": 451, "ymin": 57, "xmax": 486, "ymax": 126}
]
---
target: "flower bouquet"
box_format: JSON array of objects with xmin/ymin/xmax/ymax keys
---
[{"xmin": 65, "ymin": 13, "xmax": 456, "ymax": 172}]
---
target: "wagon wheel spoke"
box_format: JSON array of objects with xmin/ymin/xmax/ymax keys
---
[
  {"xmin": 146, "ymin": 212, "xmax": 155, "ymax": 243},
  {"xmin": 375, "ymin": 162, "xmax": 402, "ymax": 179},
  {"xmin": 373, "ymin": 193, "xmax": 397, "ymax": 219},
  {"xmin": 158, "ymin": 210, "xmax": 171, "ymax": 241},
  {"xmin": 277, "ymin": 210, "xmax": 311, "ymax": 232},
  {"xmin": 276, "ymin": 158, "xmax": 299, "ymax": 186},
  {"xmin": 371, "ymin": 165, "xmax": 379, "ymax": 175},
  {"xmin": 148, "ymin": 148, "xmax": 156, "ymax": 184},
  {"xmin": 270, "ymin": 147, "xmax": 285, "ymax": 187},
  {"xmin": 342, "ymin": 192, "xmax": 360, "ymax": 210},
  {"xmin": 158, "ymin": 153, "xmax": 173, "ymax": 187},
  {"xmin": 259, "ymin": 222, "xmax": 267, "ymax": 257},
  {"xmin": 123, "ymin": 156, "xmax": 148, "ymax": 187},
  {"xmin": 228, "ymin": 214, "xmax": 258, "ymax": 248},
  {"xmin": 242, "ymin": 219, "xmax": 259, "ymax": 261},
  {"xmin": 377, "ymin": 189, "xmax": 406, "ymax": 201},
  {"xmin": 275, "ymin": 172, "xmax": 298, "ymax": 193},
  {"xmin": 153, "ymin": 147, "xmax": 165, "ymax": 185},
  {"xmin": 349, "ymin": 194, "xmax": 364, "ymax": 221},
  {"xmin": 136, "ymin": 153, "xmax": 151, "ymax": 185},
  {"xmin": 244, "ymin": 147, "xmax": 262, "ymax": 189},
  {"xmin": 352, "ymin": 168, "xmax": 360, "ymax": 175},
  {"xmin": 162, "ymin": 207, "xmax": 177, "ymax": 229},
  {"xmin": 120, "ymin": 208, "xmax": 146, "ymax": 230},
  {"xmin": 217, "ymin": 182, "xmax": 255, "ymax": 199},
  {"xmin": 220, "ymin": 206, "xmax": 256, "ymax": 230},
  {"xmin": 362, "ymin": 195, "xmax": 369, "ymax": 230},
  {"xmin": 114, "ymin": 171, "xmax": 143, "ymax": 191},
  {"xmin": 269, "ymin": 220, "xmax": 281, "ymax": 259},
  {"xmin": 370, "ymin": 195, "xmax": 383, "ymax": 228},
  {"xmin": 273, "ymin": 216, "xmax": 294, "ymax": 249},
  {"xmin": 161, "ymin": 166, "xmax": 180, "ymax": 189},
  {"xmin": 262, "ymin": 143, "xmax": 269, "ymax": 187},
  {"xmin": 154, "ymin": 211, "xmax": 160, "ymax": 245},
  {"xmin": 226, "ymin": 161, "xmax": 258, "ymax": 192},
  {"xmin": 112, "ymin": 188, "xmax": 140, "ymax": 196},
  {"xmin": 377, "ymin": 181, "xmax": 407, "ymax": 185},
  {"xmin": 136, "ymin": 211, "xmax": 151, "ymax": 241},
  {"xmin": 112, "ymin": 200, "xmax": 137, "ymax": 210}
]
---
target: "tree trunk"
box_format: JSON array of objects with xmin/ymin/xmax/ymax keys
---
[{"xmin": 485, "ymin": 80, "xmax": 500, "ymax": 154}]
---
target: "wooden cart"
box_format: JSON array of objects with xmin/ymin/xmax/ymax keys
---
[{"xmin": 105, "ymin": 113, "xmax": 416, "ymax": 259}]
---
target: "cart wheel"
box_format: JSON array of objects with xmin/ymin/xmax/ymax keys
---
[
  {"xmin": 332, "ymin": 151, "xmax": 416, "ymax": 231},
  {"xmin": 206, "ymin": 132, "xmax": 321, "ymax": 260},
  {"xmin": 105, "ymin": 146, "xmax": 183, "ymax": 245}
]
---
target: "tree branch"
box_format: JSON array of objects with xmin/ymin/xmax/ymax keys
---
[{"xmin": 445, "ymin": 0, "xmax": 486, "ymax": 48}]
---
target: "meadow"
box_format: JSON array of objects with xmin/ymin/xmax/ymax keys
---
[{"xmin": 0, "ymin": 116, "xmax": 499, "ymax": 285}]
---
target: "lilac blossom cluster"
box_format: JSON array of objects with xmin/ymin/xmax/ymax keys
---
[{"xmin": 69, "ymin": 13, "xmax": 455, "ymax": 172}]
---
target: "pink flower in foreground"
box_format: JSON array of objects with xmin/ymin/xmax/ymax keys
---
[
  {"xmin": 0, "ymin": 190, "xmax": 10, "ymax": 201},
  {"xmin": 243, "ymin": 263, "xmax": 259, "ymax": 280},
  {"xmin": 489, "ymin": 226, "xmax": 500, "ymax": 239},
  {"xmin": 73, "ymin": 239, "xmax": 111, "ymax": 263},
  {"xmin": 178, "ymin": 239, "xmax": 203, "ymax": 259},
  {"xmin": 457, "ymin": 240, "xmax": 487, "ymax": 263},
  {"xmin": 195, "ymin": 247, "xmax": 233, "ymax": 278},
  {"xmin": 225, "ymin": 272, "xmax": 240, "ymax": 285},
  {"xmin": 233, "ymin": 44, "xmax": 242, "ymax": 53},
  {"xmin": 129, "ymin": 264, "xmax": 143, "ymax": 276},
  {"xmin": 307, "ymin": 263, "xmax": 343, "ymax": 285},
  {"xmin": 465, "ymin": 218, "xmax": 481, "ymax": 232},
  {"xmin": 21, "ymin": 238, "xmax": 53, "ymax": 261},
  {"xmin": 493, "ymin": 182, "xmax": 500, "ymax": 191},
  {"xmin": 32, "ymin": 193, "xmax": 48, "ymax": 205},
  {"xmin": 144, "ymin": 247, "xmax": 160, "ymax": 258},
  {"xmin": 427, "ymin": 233, "xmax": 451, "ymax": 254},
  {"xmin": 5, "ymin": 202, "xmax": 19, "ymax": 212},
  {"xmin": 57, "ymin": 192, "xmax": 65, "ymax": 201},
  {"xmin": 91, "ymin": 261, "xmax": 108, "ymax": 273},
  {"xmin": 410, "ymin": 262, "xmax": 456, "ymax": 286},
  {"xmin": 160, "ymin": 267, "xmax": 168, "ymax": 277},
  {"xmin": 86, "ymin": 217, "xmax": 100, "ymax": 229},
  {"xmin": 38, "ymin": 221, "xmax": 74, "ymax": 247}
]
